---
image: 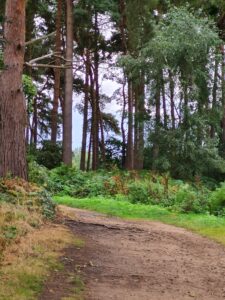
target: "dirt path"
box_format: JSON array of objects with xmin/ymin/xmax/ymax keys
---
[{"xmin": 40, "ymin": 206, "xmax": 225, "ymax": 300}]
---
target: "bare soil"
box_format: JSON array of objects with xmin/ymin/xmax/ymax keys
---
[{"xmin": 40, "ymin": 206, "xmax": 225, "ymax": 300}]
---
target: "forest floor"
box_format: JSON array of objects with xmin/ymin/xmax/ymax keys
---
[{"xmin": 40, "ymin": 206, "xmax": 225, "ymax": 300}]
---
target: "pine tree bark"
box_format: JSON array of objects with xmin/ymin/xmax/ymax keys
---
[
  {"xmin": 0, "ymin": 0, "xmax": 27, "ymax": 179},
  {"xmin": 51, "ymin": 0, "xmax": 62, "ymax": 144},
  {"xmin": 80, "ymin": 49, "xmax": 90, "ymax": 171},
  {"xmin": 63, "ymin": 0, "xmax": 73, "ymax": 166}
]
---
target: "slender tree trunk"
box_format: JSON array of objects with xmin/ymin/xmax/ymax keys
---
[
  {"xmin": 121, "ymin": 76, "xmax": 127, "ymax": 168},
  {"xmin": 161, "ymin": 70, "xmax": 167, "ymax": 129},
  {"xmin": 125, "ymin": 80, "xmax": 134, "ymax": 170},
  {"xmin": 0, "ymin": 0, "xmax": 27, "ymax": 179},
  {"xmin": 92, "ymin": 12, "xmax": 100, "ymax": 170},
  {"xmin": 133, "ymin": 73, "xmax": 145, "ymax": 170},
  {"xmin": 33, "ymin": 97, "xmax": 38, "ymax": 147},
  {"xmin": 152, "ymin": 75, "xmax": 161, "ymax": 166},
  {"xmin": 87, "ymin": 125, "xmax": 92, "ymax": 172},
  {"xmin": 80, "ymin": 50, "xmax": 90, "ymax": 171},
  {"xmin": 210, "ymin": 57, "xmax": 218, "ymax": 138},
  {"xmin": 169, "ymin": 70, "xmax": 175, "ymax": 129},
  {"xmin": 51, "ymin": 0, "xmax": 62, "ymax": 144},
  {"xmin": 63, "ymin": 0, "xmax": 73, "ymax": 166},
  {"xmin": 221, "ymin": 45, "xmax": 225, "ymax": 143},
  {"xmin": 98, "ymin": 107, "xmax": 106, "ymax": 164}
]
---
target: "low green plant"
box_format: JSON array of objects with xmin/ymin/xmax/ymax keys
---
[
  {"xmin": 128, "ymin": 181, "xmax": 150, "ymax": 204},
  {"xmin": 209, "ymin": 183, "xmax": 225, "ymax": 215}
]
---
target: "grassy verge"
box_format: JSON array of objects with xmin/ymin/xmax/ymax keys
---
[{"xmin": 54, "ymin": 195, "xmax": 225, "ymax": 246}]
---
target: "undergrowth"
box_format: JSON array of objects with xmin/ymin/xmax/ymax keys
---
[
  {"xmin": 0, "ymin": 177, "xmax": 56, "ymax": 261},
  {"xmin": 29, "ymin": 163, "xmax": 225, "ymax": 216}
]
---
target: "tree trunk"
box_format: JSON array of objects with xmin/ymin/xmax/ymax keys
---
[
  {"xmin": 63, "ymin": 0, "xmax": 73, "ymax": 166},
  {"xmin": 80, "ymin": 50, "xmax": 90, "ymax": 171},
  {"xmin": 221, "ymin": 45, "xmax": 225, "ymax": 143},
  {"xmin": 210, "ymin": 57, "xmax": 218, "ymax": 138},
  {"xmin": 169, "ymin": 70, "xmax": 175, "ymax": 129},
  {"xmin": 92, "ymin": 12, "xmax": 100, "ymax": 170},
  {"xmin": 133, "ymin": 73, "xmax": 145, "ymax": 170},
  {"xmin": 51, "ymin": 0, "xmax": 62, "ymax": 144},
  {"xmin": 125, "ymin": 80, "xmax": 134, "ymax": 170},
  {"xmin": 161, "ymin": 70, "xmax": 167, "ymax": 129},
  {"xmin": 121, "ymin": 76, "xmax": 127, "ymax": 168},
  {"xmin": 152, "ymin": 75, "xmax": 161, "ymax": 167},
  {"xmin": 0, "ymin": 0, "xmax": 27, "ymax": 179}
]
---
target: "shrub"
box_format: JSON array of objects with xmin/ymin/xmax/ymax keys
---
[
  {"xmin": 128, "ymin": 181, "xmax": 150, "ymax": 204},
  {"xmin": 0, "ymin": 178, "xmax": 56, "ymax": 220},
  {"xmin": 30, "ymin": 141, "xmax": 62, "ymax": 169},
  {"xmin": 28, "ymin": 161, "xmax": 50, "ymax": 186},
  {"xmin": 174, "ymin": 185, "xmax": 209, "ymax": 213},
  {"xmin": 209, "ymin": 183, "xmax": 225, "ymax": 215}
]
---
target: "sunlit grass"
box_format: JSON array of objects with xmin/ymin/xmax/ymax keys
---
[{"xmin": 54, "ymin": 195, "xmax": 225, "ymax": 246}]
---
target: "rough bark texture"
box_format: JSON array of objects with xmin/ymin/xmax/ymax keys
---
[
  {"xmin": 51, "ymin": 0, "xmax": 62, "ymax": 144},
  {"xmin": 63, "ymin": 0, "xmax": 73, "ymax": 166},
  {"xmin": 0, "ymin": 0, "xmax": 27, "ymax": 179}
]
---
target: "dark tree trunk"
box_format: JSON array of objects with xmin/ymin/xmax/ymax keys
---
[
  {"xmin": 92, "ymin": 12, "xmax": 100, "ymax": 170},
  {"xmin": 169, "ymin": 70, "xmax": 175, "ymax": 129},
  {"xmin": 152, "ymin": 75, "xmax": 161, "ymax": 166},
  {"xmin": 51, "ymin": 0, "xmax": 62, "ymax": 144},
  {"xmin": 161, "ymin": 70, "xmax": 167, "ymax": 129},
  {"xmin": 221, "ymin": 46, "xmax": 225, "ymax": 143},
  {"xmin": 80, "ymin": 50, "xmax": 90, "ymax": 171},
  {"xmin": 98, "ymin": 106, "xmax": 106, "ymax": 164},
  {"xmin": 0, "ymin": 0, "xmax": 27, "ymax": 179},
  {"xmin": 133, "ymin": 73, "xmax": 145, "ymax": 170},
  {"xmin": 121, "ymin": 76, "xmax": 127, "ymax": 168},
  {"xmin": 210, "ymin": 57, "xmax": 219, "ymax": 138},
  {"xmin": 125, "ymin": 80, "xmax": 134, "ymax": 170},
  {"xmin": 63, "ymin": 0, "xmax": 73, "ymax": 166}
]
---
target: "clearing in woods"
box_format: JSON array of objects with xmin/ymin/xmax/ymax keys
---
[{"xmin": 40, "ymin": 206, "xmax": 225, "ymax": 300}]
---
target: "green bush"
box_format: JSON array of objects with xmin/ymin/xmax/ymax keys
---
[
  {"xmin": 174, "ymin": 185, "xmax": 208, "ymax": 213},
  {"xmin": 29, "ymin": 141, "xmax": 62, "ymax": 170},
  {"xmin": 28, "ymin": 161, "xmax": 50, "ymax": 186},
  {"xmin": 47, "ymin": 165, "xmax": 107, "ymax": 198},
  {"xmin": 128, "ymin": 181, "xmax": 150, "ymax": 204},
  {"xmin": 209, "ymin": 183, "xmax": 225, "ymax": 215}
]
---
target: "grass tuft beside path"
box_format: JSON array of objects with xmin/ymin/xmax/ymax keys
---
[{"xmin": 54, "ymin": 195, "xmax": 225, "ymax": 246}]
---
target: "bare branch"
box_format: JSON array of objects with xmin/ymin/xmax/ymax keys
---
[
  {"xmin": 25, "ymin": 62, "xmax": 70, "ymax": 69},
  {"xmin": 25, "ymin": 31, "xmax": 56, "ymax": 46}
]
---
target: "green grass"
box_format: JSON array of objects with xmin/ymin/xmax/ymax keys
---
[{"xmin": 54, "ymin": 195, "xmax": 225, "ymax": 246}]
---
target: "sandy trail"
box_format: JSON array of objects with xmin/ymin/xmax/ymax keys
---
[{"xmin": 40, "ymin": 206, "xmax": 225, "ymax": 300}]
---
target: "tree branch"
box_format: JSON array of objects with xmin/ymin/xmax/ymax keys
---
[{"xmin": 25, "ymin": 31, "xmax": 56, "ymax": 46}]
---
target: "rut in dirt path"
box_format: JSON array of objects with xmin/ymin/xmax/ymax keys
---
[{"xmin": 40, "ymin": 206, "xmax": 225, "ymax": 300}]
